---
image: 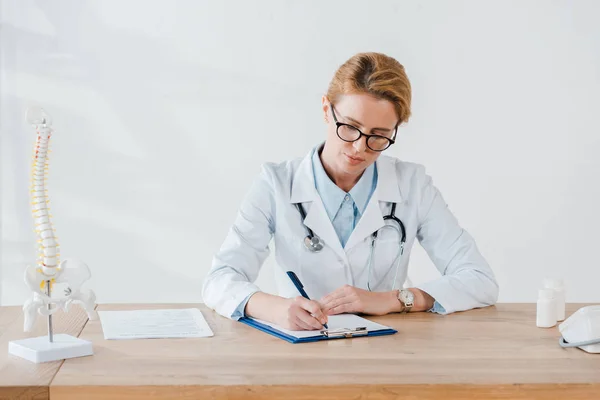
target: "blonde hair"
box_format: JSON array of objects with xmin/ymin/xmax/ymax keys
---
[{"xmin": 327, "ymin": 52, "xmax": 412, "ymax": 125}]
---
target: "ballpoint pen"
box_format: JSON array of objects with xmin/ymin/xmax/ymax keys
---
[{"xmin": 286, "ymin": 271, "xmax": 328, "ymax": 329}]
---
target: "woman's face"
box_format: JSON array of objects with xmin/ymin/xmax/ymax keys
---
[{"xmin": 322, "ymin": 93, "xmax": 398, "ymax": 177}]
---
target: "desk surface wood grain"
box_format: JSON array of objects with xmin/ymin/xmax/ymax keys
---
[
  {"xmin": 0, "ymin": 306, "xmax": 91, "ymax": 400},
  {"xmin": 49, "ymin": 303, "xmax": 600, "ymax": 400}
]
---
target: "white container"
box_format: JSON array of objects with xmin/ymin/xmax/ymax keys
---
[
  {"xmin": 536, "ymin": 288, "xmax": 557, "ymax": 328},
  {"xmin": 558, "ymin": 305, "xmax": 600, "ymax": 353},
  {"xmin": 544, "ymin": 278, "xmax": 565, "ymax": 321}
]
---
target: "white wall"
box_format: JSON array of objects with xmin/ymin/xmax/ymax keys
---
[{"xmin": 1, "ymin": 0, "xmax": 599, "ymax": 306}]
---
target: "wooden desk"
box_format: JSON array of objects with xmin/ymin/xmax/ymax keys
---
[
  {"xmin": 47, "ymin": 303, "xmax": 600, "ymax": 400},
  {"xmin": 0, "ymin": 306, "xmax": 91, "ymax": 400}
]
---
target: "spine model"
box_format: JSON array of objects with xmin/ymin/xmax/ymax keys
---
[
  {"xmin": 23, "ymin": 107, "xmax": 98, "ymax": 332},
  {"xmin": 31, "ymin": 119, "xmax": 60, "ymax": 284}
]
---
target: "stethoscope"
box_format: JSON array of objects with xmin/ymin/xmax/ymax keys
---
[
  {"xmin": 296, "ymin": 202, "xmax": 406, "ymax": 291},
  {"xmin": 559, "ymin": 337, "xmax": 600, "ymax": 348}
]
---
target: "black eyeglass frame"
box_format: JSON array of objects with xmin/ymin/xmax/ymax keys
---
[{"xmin": 330, "ymin": 105, "xmax": 398, "ymax": 152}]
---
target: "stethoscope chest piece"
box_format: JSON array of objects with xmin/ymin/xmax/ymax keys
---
[
  {"xmin": 304, "ymin": 235, "xmax": 324, "ymax": 252},
  {"xmin": 296, "ymin": 203, "xmax": 325, "ymax": 252}
]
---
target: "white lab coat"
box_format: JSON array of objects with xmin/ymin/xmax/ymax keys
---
[{"xmin": 202, "ymin": 147, "xmax": 498, "ymax": 319}]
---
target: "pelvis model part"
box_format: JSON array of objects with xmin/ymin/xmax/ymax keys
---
[{"xmin": 23, "ymin": 258, "xmax": 98, "ymax": 332}]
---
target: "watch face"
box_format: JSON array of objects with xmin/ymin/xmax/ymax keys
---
[{"xmin": 400, "ymin": 290, "xmax": 414, "ymax": 306}]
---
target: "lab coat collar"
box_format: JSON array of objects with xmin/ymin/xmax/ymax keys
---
[
  {"xmin": 290, "ymin": 147, "xmax": 319, "ymax": 204},
  {"xmin": 373, "ymin": 154, "xmax": 404, "ymax": 204},
  {"xmin": 290, "ymin": 146, "xmax": 404, "ymax": 204}
]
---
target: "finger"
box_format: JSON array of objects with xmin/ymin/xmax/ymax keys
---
[
  {"xmin": 322, "ymin": 295, "xmax": 350, "ymax": 313},
  {"xmin": 324, "ymin": 295, "xmax": 358, "ymax": 315},
  {"xmin": 305, "ymin": 301, "xmax": 327, "ymax": 323},
  {"xmin": 297, "ymin": 298, "xmax": 328, "ymax": 325},
  {"xmin": 327, "ymin": 303, "xmax": 352, "ymax": 315},
  {"xmin": 283, "ymin": 318, "xmax": 303, "ymax": 331},
  {"xmin": 291, "ymin": 315, "xmax": 314, "ymax": 331},
  {"xmin": 295, "ymin": 308, "xmax": 324, "ymax": 330},
  {"xmin": 320, "ymin": 294, "xmax": 344, "ymax": 310},
  {"xmin": 320, "ymin": 287, "xmax": 347, "ymax": 305}
]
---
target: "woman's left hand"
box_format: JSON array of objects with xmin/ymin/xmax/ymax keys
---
[{"xmin": 319, "ymin": 285, "xmax": 399, "ymax": 316}]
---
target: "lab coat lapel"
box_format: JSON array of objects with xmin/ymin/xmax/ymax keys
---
[
  {"xmin": 302, "ymin": 197, "xmax": 347, "ymax": 262},
  {"xmin": 290, "ymin": 147, "xmax": 348, "ymax": 263},
  {"xmin": 343, "ymin": 190, "xmax": 385, "ymax": 250},
  {"xmin": 344, "ymin": 156, "xmax": 404, "ymax": 251}
]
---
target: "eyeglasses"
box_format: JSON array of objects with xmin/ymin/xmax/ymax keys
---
[{"xmin": 330, "ymin": 105, "xmax": 397, "ymax": 152}]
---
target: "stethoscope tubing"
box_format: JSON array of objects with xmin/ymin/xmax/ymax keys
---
[{"xmin": 296, "ymin": 202, "xmax": 406, "ymax": 249}]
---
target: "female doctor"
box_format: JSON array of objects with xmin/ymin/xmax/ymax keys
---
[{"xmin": 202, "ymin": 52, "xmax": 499, "ymax": 331}]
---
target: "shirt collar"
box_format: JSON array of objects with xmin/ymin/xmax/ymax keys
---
[{"xmin": 312, "ymin": 145, "xmax": 377, "ymax": 220}]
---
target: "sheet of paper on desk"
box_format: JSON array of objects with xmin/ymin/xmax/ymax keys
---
[
  {"xmin": 251, "ymin": 314, "xmax": 392, "ymax": 339},
  {"xmin": 98, "ymin": 308, "xmax": 214, "ymax": 340}
]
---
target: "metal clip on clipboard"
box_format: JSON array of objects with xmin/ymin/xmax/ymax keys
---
[{"xmin": 320, "ymin": 327, "xmax": 368, "ymax": 338}]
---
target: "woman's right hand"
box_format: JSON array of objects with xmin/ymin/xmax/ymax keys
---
[
  {"xmin": 277, "ymin": 296, "xmax": 328, "ymax": 331},
  {"xmin": 245, "ymin": 292, "xmax": 328, "ymax": 331}
]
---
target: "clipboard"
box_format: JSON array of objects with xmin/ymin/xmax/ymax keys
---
[{"xmin": 239, "ymin": 314, "xmax": 397, "ymax": 344}]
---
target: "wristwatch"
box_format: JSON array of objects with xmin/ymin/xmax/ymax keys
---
[{"xmin": 397, "ymin": 289, "xmax": 414, "ymax": 313}]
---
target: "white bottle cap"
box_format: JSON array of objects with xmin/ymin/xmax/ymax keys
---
[
  {"xmin": 538, "ymin": 288, "xmax": 555, "ymax": 299},
  {"xmin": 544, "ymin": 278, "xmax": 564, "ymax": 289}
]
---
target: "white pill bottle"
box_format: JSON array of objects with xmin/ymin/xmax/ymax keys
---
[
  {"xmin": 536, "ymin": 288, "xmax": 557, "ymax": 328},
  {"xmin": 544, "ymin": 278, "xmax": 566, "ymax": 321}
]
